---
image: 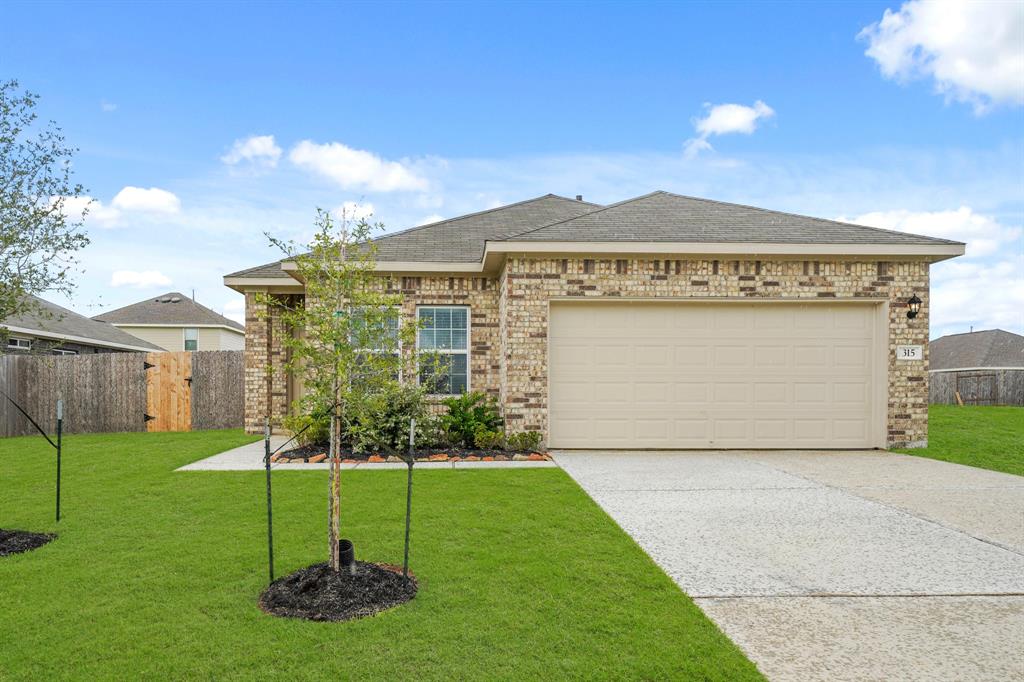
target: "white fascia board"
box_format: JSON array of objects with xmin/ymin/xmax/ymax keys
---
[{"xmin": 108, "ymin": 323, "xmax": 244, "ymax": 334}]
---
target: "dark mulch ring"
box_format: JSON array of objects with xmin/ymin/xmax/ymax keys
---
[
  {"xmin": 273, "ymin": 443, "xmax": 549, "ymax": 464},
  {"xmin": 259, "ymin": 561, "xmax": 418, "ymax": 622},
  {"xmin": 0, "ymin": 529, "xmax": 56, "ymax": 557}
]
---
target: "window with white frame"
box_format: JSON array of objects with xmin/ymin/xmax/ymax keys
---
[
  {"xmin": 52, "ymin": 348, "xmax": 78, "ymax": 356},
  {"xmin": 7, "ymin": 337, "xmax": 32, "ymax": 351},
  {"xmin": 184, "ymin": 328, "xmax": 198, "ymax": 351},
  {"xmin": 417, "ymin": 306, "xmax": 468, "ymax": 395}
]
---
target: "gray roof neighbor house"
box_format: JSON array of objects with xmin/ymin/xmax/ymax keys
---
[
  {"xmin": 2, "ymin": 295, "xmax": 162, "ymax": 353},
  {"xmin": 930, "ymin": 330, "xmax": 1024, "ymax": 371},
  {"xmin": 94, "ymin": 292, "xmax": 245, "ymax": 330},
  {"xmin": 224, "ymin": 191, "xmax": 963, "ymax": 285}
]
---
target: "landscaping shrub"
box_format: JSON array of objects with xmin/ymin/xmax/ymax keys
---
[
  {"xmin": 282, "ymin": 411, "xmax": 330, "ymax": 447},
  {"xmin": 472, "ymin": 426, "xmax": 505, "ymax": 450},
  {"xmin": 506, "ymin": 431, "xmax": 543, "ymax": 452},
  {"xmin": 440, "ymin": 391, "xmax": 503, "ymax": 447},
  {"xmin": 347, "ymin": 384, "xmax": 431, "ymax": 454}
]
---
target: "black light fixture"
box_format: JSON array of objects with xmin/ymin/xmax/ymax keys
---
[{"xmin": 906, "ymin": 294, "xmax": 922, "ymax": 319}]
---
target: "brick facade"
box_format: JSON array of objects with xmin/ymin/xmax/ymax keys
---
[{"xmin": 244, "ymin": 257, "xmax": 930, "ymax": 448}]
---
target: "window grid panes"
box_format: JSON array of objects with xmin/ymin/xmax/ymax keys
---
[
  {"xmin": 184, "ymin": 328, "xmax": 198, "ymax": 351},
  {"xmin": 418, "ymin": 306, "xmax": 468, "ymax": 394}
]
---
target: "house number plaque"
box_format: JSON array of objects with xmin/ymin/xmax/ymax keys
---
[{"xmin": 896, "ymin": 345, "xmax": 923, "ymax": 360}]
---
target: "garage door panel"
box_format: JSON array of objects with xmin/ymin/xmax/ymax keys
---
[{"xmin": 549, "ymin": 301, "xmax": 881, "ymax": 449}]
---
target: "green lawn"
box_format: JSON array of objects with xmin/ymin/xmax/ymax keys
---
[
  {"xmin": 0, "ymin": 430, "xmax": 760, "ymax": 680},
  {"xmin": 896, "ymin": 404, "xmax": 1024, "ymax": 476}
]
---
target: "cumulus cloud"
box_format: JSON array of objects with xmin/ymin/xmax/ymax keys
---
[
  {"xmin": 844, "ymin": 206, "xmax": 1024, "ymax": 336},
  {"xmin": 289, "ymin": 140, "xmax": 428, "ymax": 192},
  {"xmin": 110, "ymin": 270, "xmax": 172, "ymax": 288},
  {"xmin": 684, "ymin": 100, "xmax": 775, "ymax": 158},
  {"xmin": 221, "ymin": 135, "xmax": 282, "ymax": 168},
  {"xmin": 111, "ymin": 186, "xmax": 181, "ymax": 214},
  {"xmin": 53, "ymin": 195, "xmax": 121, "ymax": 228},
  {"xmin": 859, "ymin": 0, "xmax": 1024, "ymax": 113},
  {"xmin": 333, "ymin": 200, "xmax": 375, "ymax": 220},
  {"xmin": 100, "ymin": 100, "xmax": 117, "ymax": 112}
]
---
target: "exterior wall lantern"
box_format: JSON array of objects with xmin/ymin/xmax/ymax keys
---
[{"xmin": 906, "ymin": 294, "xmax": 922, "ymax": 320}]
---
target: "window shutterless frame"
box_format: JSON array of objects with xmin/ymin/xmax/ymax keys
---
[
  {"xmin": 416, "ymin": 305, "xmax": 470, "ymax": 395},
  {"xmin": 183, "ymin": 328, "xmax": 199, "ymax": 351}
]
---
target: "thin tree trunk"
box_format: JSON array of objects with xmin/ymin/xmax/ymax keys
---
[{"xmin": 328, "ymin": 376, "xmax": 341, "ymax": 571}]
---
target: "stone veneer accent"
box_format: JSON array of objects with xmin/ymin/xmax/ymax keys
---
[
  {"xmin": 245, "ymin": 257, "xmax": 930, "ymax": 448},
  {"xmin": 499, "ymin": 257, "xmax": 930, "ymax": 448}
]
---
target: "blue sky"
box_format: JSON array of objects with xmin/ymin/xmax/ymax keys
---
[{"xmin": 3, "ymin": 0, "xmax": 1022, "ymax": 337}]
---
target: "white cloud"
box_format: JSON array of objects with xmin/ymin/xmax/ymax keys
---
[
  {"xmin": 110, "ymin": 270, "xmax": 172, "ymax": 288},
  {"xmin": 844, "ymin": 207, "xmax": 1024, "ymax": 337},
  {"xmin": 684, "ymin": 100, "xmax": 775, "ymax": 158},
  {"xmin": 333, "ymin": 200, "xmax": 375, "ymax": 220},
  {"xmin": 111, "ymin": 186, "xmax": 181, "ymax": 214},
  {"xmin": 417, "ymin": 214, "xmax": 445, "ymax": 226},
  {"xmin": 859, "ymin": 0, "xmax": 1024, "ymax": 113},
  {"xmin": 222, "ymin": 298, "xmax": 245, "ymax": 325},
  {"xmin": 289, "ymin": 140, "xmax": 429, "ymax": 192},
  {"xmin": 221, "ymin": 135, "xmax": 282, "ymax": 168},
  {"xmin": 53, "ymin": 195, "xmax": 121, "ymax": 228},
  {"xmin": 842, "ymin": 206, "xmax": 1021, "ymax": 257},
  {"xmin": 100, "ymin": 100, "xmax": 117, "ymax": 112}
]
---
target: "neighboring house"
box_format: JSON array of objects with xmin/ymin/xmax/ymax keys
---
[
  {"xmin": 93, "ymin": 292, "xmax": 245, "ymax": 352},
  {"xmin": 929, "ymin": 329, "xmax": 1024, "ymax": 406},
  {"xmin": 1, "ymin": 295, "xmax": 162, "ymax": 354},
  {"xmin": 225, "ymin": 191, "xmax": 964, "ymax": 449}
]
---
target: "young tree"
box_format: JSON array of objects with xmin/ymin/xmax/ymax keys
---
[
  {"xmin": 262, "ymin": 209, "xmax": 418, "ymax": 572},
  {"xmin": 0, "ymin": 80, "xmax": 89, "ymax": 331}
]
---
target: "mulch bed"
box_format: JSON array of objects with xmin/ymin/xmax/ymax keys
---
[
  {"xmin": 259, "ymin": 561, "xmax": 418, "ymax": 622},
  {"xmin": 273, "ymin": 444, "xmax": 550, "ymax": 464},
  {"xmin": 0, "ymin": 529, "xmax": 56, "ymax": 557}
]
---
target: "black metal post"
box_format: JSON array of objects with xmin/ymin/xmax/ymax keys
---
[
  {"xmin": 403, "ymin": 418, "xmax": 415, "ymax": 578},
  {"xmin": 56, "ymin": 400, "xmax": 63, "ymax": 523},
  {"xmin": 264, "ymin": 417, "xmax": 275, "ymax": 583}
]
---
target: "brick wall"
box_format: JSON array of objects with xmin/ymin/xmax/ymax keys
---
[
  {"xmin": 500, "ymin": 257, "xmax": 930, "ymax": 448},
  {"xmin": 243, "ymin": 291, "xmax": 291, "ymax": 433}
]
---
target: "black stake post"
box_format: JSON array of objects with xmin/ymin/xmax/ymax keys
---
[
  {"xmin": 56, "ymin": 399, "xmax": 63, "ymax": 523},
  {"xmin": 264, "ymin": 417, "xmax": 275, "ymax": 583},
  {"xmin": 403, "ymin": 418, "xmax": 415, "ymax": 579}
]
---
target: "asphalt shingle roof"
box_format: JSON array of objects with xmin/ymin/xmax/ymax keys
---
[
  {"xmin": 512, "ymin": 191, "xmax": 964, "ymax": 245},
  {"xmin": 930, "ymin": 330, "xmax": 1024, "ymax": 370},
  {"xmin": 3, "ymin": 295, "xmax": 163, "ymax": 351},
  {"xmin": 225, "ymin": 190, "xmax": 962, "ymax": 280},
  {"xmin": 93, "ymin": 292, "xmax": 245, "ymax": 331}
]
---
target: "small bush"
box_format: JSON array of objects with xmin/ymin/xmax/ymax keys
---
[
  {"xmin": 473, "ymin": 426, "xmax": 505, "ymax": 449},
  {"xmin": 347, "ymin": 383, "xmax": 431, "ymax": 454},
  {"xmin": 282, "ymin": 412, "xmax": 330, "ymax": 447},
  {"xmin": 506, "ymin": 431, "xmax": 543, "ymax": 452},
  {"xmin": 440, "ymin": 391, "xmax": 503, "ymax": 447}
]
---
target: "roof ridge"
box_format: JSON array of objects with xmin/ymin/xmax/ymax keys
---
[
  {"xmin": 501, "ymin": 191, "xmax": 663, "ymax": 240},
  {"xmin": 372, "ymin": 193, "xmax": 601, "ymax": 243}
]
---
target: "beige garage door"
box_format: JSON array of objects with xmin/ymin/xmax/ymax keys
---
[{"xmin": 548, "ymin": 301, "xmax": 885, "ymax": 449}]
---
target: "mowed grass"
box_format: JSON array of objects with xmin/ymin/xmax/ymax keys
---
[
  {"xmin": 0, "ymin": 430, "xmax": 760, "ymax": 680},
  {"xmin": 895, "ymin": 404, "xmax": 1024, "ymax": 476}
]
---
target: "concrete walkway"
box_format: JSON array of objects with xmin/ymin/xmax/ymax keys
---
[
  {"xmin": 177, "ymin": 438, "xmax": 557, "ymax": 471},
  {"xmin": 554, "ymin": 449, "xmax": 1024, "ymax": 681}
]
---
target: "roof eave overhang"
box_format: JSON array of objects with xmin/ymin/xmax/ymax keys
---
[
  {"xmin": 0, "ymin": 324, "xmax": 161, "ymax": 353},
  {"xmin": 223, "ymin": 241, "xmax": 965, "ymax": 289}
]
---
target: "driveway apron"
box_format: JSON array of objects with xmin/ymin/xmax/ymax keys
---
[{"xmin": 554, "ymin": 450, "xmax": 1024, "ymax": 682}]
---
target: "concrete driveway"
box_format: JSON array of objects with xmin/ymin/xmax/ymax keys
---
[{"xmin": 554, "ymin": 450, "xmax": 1024, "ymax": 681}]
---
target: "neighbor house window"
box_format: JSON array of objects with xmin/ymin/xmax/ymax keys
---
[
  {"xmin": 417, "ymin": 306, "xmax": 468, "ymax": 395},
  {"xmin": 7, "ymin": 337, "xmax": 31, "ymax": 351},
  {"xmin": 184, "ymin": 328, "xmax": 198, "ymax": 350},
  {"xmin": 52, "ymin": 348, "xmax": 78, "ymax": 356}
]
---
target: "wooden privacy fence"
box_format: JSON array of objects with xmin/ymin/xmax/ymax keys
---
[
  {"xmin": 0, "ymin": 351, "xmax": 243, "ymax": 437},
  {"xmin": 929, "ymin": 369, "xmax": 1024, "ymax": 406}
]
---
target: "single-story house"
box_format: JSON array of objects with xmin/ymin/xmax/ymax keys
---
[
  {"xmin": 93, "ymin": 292, "xmax": 245, "ymax": 352},
  {"xmin": 2, "ymin": 295, "xmax": 162, "ymax": 354},
  {"xmin": 929, "ymin": 329, "xmax": 1024, "ymax": 406},
  {"xmin": 225, "ymin": 191, "xmax": 964, "ymax": 449}
]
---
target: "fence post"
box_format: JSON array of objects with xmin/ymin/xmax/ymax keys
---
[
  {"xmin": 56, "ymin": 399, "xmax": 63, "ymax": 523},
  {"xmin": 264, "ymin": 417, "xmax": 274, "ymax": 583}
]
